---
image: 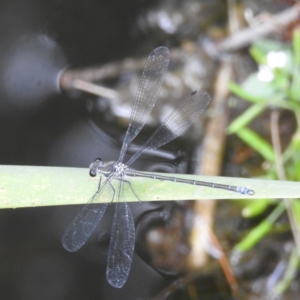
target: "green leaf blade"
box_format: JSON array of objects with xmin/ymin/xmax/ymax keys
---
[
  {"xmin": 1, "ymin": 165, "xmax": 300, "ymax": 208},
  {"xmin": 236, "ymin": 128, "xmax": 275, "ymax": 162}
]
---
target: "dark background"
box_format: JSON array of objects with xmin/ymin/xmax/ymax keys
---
[{"xmin": 0, "ymin": 0, "xmax": 212, "ymax": 299}]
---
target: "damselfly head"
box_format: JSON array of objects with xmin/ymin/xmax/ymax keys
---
[{"xmin": 89, "ymin": 158, "xmax": 103, "ymax": 177}]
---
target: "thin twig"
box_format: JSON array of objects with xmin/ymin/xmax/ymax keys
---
[
  {"xmin": 60, "ymin": 61, "xmax": 127, "ymax": 90},
  {"xmin": 59, "ymin": 47, "xmax": 196, "ymax": 93},
  {"xmin": 72, "ymin": 79, "xmax": 120, "ymax": 100},
  {"xmin": 270, "ymin": 110, "xmax": 300, "ymax": 257},
  {"xmin": 218, "ymin": 4, "xmax": 300, "ymax": 52}
]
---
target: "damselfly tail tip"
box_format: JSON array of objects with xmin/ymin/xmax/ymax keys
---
[
  {"xmin": 247, "ymin": 189, "xmax": 255, "ymax": 196},
  {"xmin": 237, "ymin": 186, "xmax": 255, "ymax": 196}
]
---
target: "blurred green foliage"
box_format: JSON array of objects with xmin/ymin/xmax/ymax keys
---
[{"xmin": 228, "ymin": 28, "xmax": 300, "ymax": 293}]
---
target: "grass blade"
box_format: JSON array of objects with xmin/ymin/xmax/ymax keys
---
[{"xmin": 1, "ymin": 165, "xmax": 300, "ymax": 208}]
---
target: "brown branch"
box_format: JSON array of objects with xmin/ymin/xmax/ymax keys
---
[
  {"xmin": 71, "ymin": 79, "xmax": 120, "ymax": 100},
  {"xmin": 187, "ymin": 60, "xmax": 239, "ymax": 294},
  {"xmin": 218, "ymin": 4, "xmax": 300, "ymax": 52},
  {"xmin": 59, "ymin": 47, "xmax": 197, "ymax": 93}
]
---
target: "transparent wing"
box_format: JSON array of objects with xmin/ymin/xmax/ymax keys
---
[
  {"xmin": 126, "ymin": 91, "xmax": 210, "ymax": 166},
  {"xmin": 106, "ymin": 182, "xmax": 135, "ymax": 288},
  {"xmin": 118, "ymin": 46, "xmax": 170, "ymax": 163},
  {"xmin": 62, "ymin": 178, "xmax": 114, "ymax": 252}
]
